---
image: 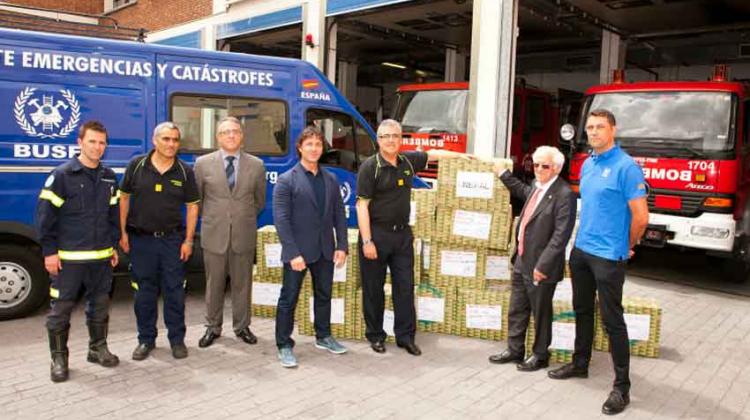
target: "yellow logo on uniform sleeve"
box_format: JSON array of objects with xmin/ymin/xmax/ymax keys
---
[
  {"xmin": 398, "ymin": 179, "xmax": 404, "ymax": 186},
  {"xmin": 170, "ymin": 179, "xmax": 183, "ymax": 187},
  {"xmin": 155, "ymin": 183, "xmax": 162, "ymax": 192}
]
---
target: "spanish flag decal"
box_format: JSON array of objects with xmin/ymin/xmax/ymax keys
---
[{"xmin": 302, "ymin": 79, "xmax": 319, "ymax": 89}]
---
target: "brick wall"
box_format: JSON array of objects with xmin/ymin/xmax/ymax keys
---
[
  {"xmin": 108, "ymin": 0, "xmax": 212, "ymax": 32},
  {"xmin": 4, "ymin": 0, "xmax": 102, "ymax": 15}
]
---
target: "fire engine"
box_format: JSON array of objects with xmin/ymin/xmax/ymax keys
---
[
  {"xmin": 393, "ymin": 82, "xmax": 561, "ymax": 182},
  {"xmin": 561, "ymin": 66, "xmax": 750, "ymax": 281}
]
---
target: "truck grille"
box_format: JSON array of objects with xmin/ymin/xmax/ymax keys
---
[{"xmin": 647, "ymin": 190, "xmax": 705, "ymax": 217}]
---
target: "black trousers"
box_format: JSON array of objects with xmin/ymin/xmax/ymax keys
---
[
  {"xmin": 275, "ymin": 258, "xmax": 334, "ymax": 349},
  {"xmin": 359, "ymin": 226, "xmax": 416, "ymax": 344},
  {"xmin": 47, "ymin": 261, "xmax": 112, "ymax": 331},
  {"xmin": 570, "ymin": 247, "xmax": 630, "ymax": 394},
  {"xmin": 507, "ymin": 261, "xmax": 557, "ymax": 360}
]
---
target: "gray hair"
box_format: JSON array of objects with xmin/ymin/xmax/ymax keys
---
[
  {"xmin": 217, "ymin": 116, "xmax": 242, "ymax": 130},
  {"xmin": 532, "ymin": 145, "xmax": 565, "ymax": 169},
  {"xmin": 153, "ymin": 121, "xmax": 181, "ymax": 140},
  {"xmin": 377, "ymin": 119, "xmax": 402, "ymax": 137}
]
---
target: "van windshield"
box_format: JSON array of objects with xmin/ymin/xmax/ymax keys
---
[
  {"xmin": 583, "ymin": 91, "xmax": 735, "ymax": 157},
  {"xmin": 394, "ymin": 89, "xmax": 468, "ymax": 134}
]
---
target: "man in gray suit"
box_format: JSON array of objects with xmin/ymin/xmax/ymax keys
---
[
  {"xmin": 194, "ymin": 116, "xmax": 266, "ymax": 348},
  {"xmin": 488, "ymin": 146, "xmax": 577, "ymax": 371}
]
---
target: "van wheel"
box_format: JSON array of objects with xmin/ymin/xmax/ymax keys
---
[{"xmin": 0, "ymin": 245, "xmax": 48, "ymax": 320}]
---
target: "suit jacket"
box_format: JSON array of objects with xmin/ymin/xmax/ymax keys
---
[
  {"xmin": 194, "ymin": 150, "xmax": 266, "ymax": 255},
  {"xmin": 273, "ymin": 163, "xmax": 348, "ymax": 263},
  {"xmin": 500, "ymin": 172, "xmax": 577, "ymax": 282}
]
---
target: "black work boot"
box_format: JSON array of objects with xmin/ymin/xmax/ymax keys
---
[
  {"xmin": 86, "ymin": 321, "xmax": 120, "ymax": 367},
  {"xmin": 48, "ymin": 328, "xmax": 69, "ymax": 383}
]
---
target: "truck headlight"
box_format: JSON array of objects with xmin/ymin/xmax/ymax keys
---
[{"xmin": 690, "ymin": 226, "xmax": 730, "ymax": 239}]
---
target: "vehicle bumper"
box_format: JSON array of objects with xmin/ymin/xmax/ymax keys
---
[{"xmin": 649, "ymin": 212, "xmax": 735, "ymax": 252}]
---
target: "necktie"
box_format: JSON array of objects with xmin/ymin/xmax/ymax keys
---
[
  {"xmin": 518, "ymin": 188, "xmax": 541, "ymax": 256},
  {"xmin": 225, "ymin": 155, "xmax": 236, "ymax": 191}
]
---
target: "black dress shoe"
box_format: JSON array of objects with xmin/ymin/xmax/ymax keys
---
[
  {"xmin": 516, "ymin": 355, "xmax": 549, "ymax": 372},
  {"xmin": 132, "ymin": 343, "xmax": 155, "ymax": 361},
  {"xmin": 171, "ymin": 343, "xmax": 188, "ymax": 359},
  {"xmin": 397, "ymin": 341, "xmax": 422, "ymax": 356},
  {"xmin": 198, "ymin": 329, "xmax": 220, "ymax": 348},
  {"xmin": 370, "ymin": 340, "xmax": 386, "ymax": 353},
  {"xmin": 602, "ymin": 390, "xmax": 630, "ymax": 415},
  {"xmin": 236, "ymin": 328, "xmax": 257, "ymax": 345},
  {"xmin": 488, "ymin": 349, "xmax": 523, "ymax": 364},
  {"xmin": 548, "ymin": 362, "xmax": 589, "ymax": 380}
]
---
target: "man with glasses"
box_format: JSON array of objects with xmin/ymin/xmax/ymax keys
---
[
  {"xmin": 119, "ymin": 122, "xmax": 200, "ymax": 360},
  {"xmin": 194, "ymin": 116, "xmax": 266, "ymax": 349},
  {"xmin": 489, "ymin": 146, "xmax": 576, "ymax": 373},
  {"xmin": 547, "ymin": 109, "xmax": 648, "ymax": 416},
  {"xmin": 356, "ymin": 119, "xmax": 470, "ymax": 356}
]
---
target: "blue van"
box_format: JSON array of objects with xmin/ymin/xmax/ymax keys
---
[{"xmin": 0, "ymin": 28, "xmax": 424, "ymax": 320}]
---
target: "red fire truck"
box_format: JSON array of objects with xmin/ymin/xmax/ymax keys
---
[
  {"xmin": 561, "ymin": 67, "xmax": 750, "ymax": 280},
  {"xmin": 393, "ymin": 82, "xmax": 560, "ymax": 181}
]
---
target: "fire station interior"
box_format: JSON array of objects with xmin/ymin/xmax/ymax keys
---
[{"xmin": 223, "ymin": 0, "xmax": 750, "ymax": 123}]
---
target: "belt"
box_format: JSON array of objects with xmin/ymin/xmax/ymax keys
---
[
  {"xmin": 126, "ymin": 226, "xmax": 180, "ymax": 238},
  {"xmin": 373, "ymin": 223, "xmax": 408, "ymax": 232}
]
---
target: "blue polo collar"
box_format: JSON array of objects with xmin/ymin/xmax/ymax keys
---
[{"xmin": 590, "ymin": 144, "xmax": 621, "ymax": 162}]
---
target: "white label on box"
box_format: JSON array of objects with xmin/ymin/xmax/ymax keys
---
[
  {"xmin": 440, "ymin": 250, "xmax": 477, "ymax": 277},
  {"xmin": 452, "ymin": 210, "xmax": 492, "ymax": 240},
  {"xmin": 384, "ymin": 310, "xmax": 395, "ymax": 337},
  {"xmin": 455, "ymin": 171, "xmax": 495, "ymax": 199},
  {"xmin": 624, "ymin": 313, "xmax": 651, "ymax": 341},
  {"xmin": 550, "ymin": 322, "xmax": 576, "ymax": 351},
  {"xmin": 264, "ymin": 243, "xmax": 282, "ymax": 268},
  {"xmin": 409, "ymin": 200, "xmax": 417, "ymax": 226},
  {"xmin": 485, "ymin": 255, "xmax": 510, "ymax": 280},
  {"xmin": 423, "ymin": 243, "xmax": 431, "ymax": 269},
  {"xmin": 553, "ymin": 278, "xmax": 573, "ymax": 302},
  {"xmin": 252, "ymin": 282, "xmax": 281, "ymax": 306},
  {"xmin": 417, "ymin": 296, "xmax": 445, "ymax": 322},
  {"xmin": 466, "ymin": 304, "xmax": 502, "ymax": 330},
  {"xmin": 333, "ymin": 261, "xmax": 347, "ymax": 283},
  {"xmin": 309, "ymin": 297, "xmax": 345, "ymax": 324}
]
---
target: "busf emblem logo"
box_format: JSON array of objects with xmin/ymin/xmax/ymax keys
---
[{"xmin": 14, "ymin": 87, "xmax": 80, "ymax": 139}]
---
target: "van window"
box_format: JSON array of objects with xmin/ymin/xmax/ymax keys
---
[
  {"xmin": 307, "ymin": 108, "xmax": 374, "ymax": 172},
  {"xmin": 171, "ymin": 94, "xmax": 287, "ymax": 155},
  {"xmin": 355, "ymin": 119, "xmax": 377, "ymax": 159}
]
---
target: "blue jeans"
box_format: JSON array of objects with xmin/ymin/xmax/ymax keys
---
[
  {"xmin": 275, "ymin": 258, "xmax": 333, "ymax": 348},
  {"xmin": 130, "ymin": 232, "xmax": 186, "ymax": 346}
]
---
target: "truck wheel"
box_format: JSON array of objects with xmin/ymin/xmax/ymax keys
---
[
  {"xmin": 720, "ymin": 258, "xmax": 750, "ymax": 284},
  {"xmin": 0, "ymin": 245, "xmax": 48, "ymax": 320}
]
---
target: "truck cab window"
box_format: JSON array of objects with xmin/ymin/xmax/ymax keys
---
[
  {"xmin": 306, "ymin": 108, "xmax": 360, "ymax": 172},
  {"xmin": 171, "ymin": 94, "xmax": 288, "ymax": 156}
]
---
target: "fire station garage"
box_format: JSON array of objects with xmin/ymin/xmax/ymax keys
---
[{"xmin": 147, "ymin": 0, "xmax": 750, "ymax": 284}]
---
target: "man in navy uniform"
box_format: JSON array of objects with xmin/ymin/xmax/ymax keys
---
[
  {"xmin": 36, "ymin": 120, "xmax": 121, "ymax": 382},
  {"xmin": 119, "ymin": 122, "xmax": 200, "ymax": 361}
]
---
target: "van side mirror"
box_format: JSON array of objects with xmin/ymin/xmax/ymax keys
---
[{"xmin": 559, "ymin": 123, "xmax": 576, "ymax": 145}]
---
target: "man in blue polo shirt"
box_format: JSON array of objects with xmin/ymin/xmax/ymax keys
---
[{"xmin": 548, "ymin": 109, "xmax": 649, "ymax": 416}]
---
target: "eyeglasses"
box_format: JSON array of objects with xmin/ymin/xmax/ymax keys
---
[
  {"xmin": 378, "ymin": 133, "xmax": 401, "ymax": 140},
  {"xmin": 533, "ymin": 163, "xmax": 552, "ymax": 170},
  {"xmin": 218, "ymin": 129, "xmax": 242, "ymax": 136}
]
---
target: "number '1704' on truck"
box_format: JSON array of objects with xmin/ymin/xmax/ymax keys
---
[
  {"xmin": 562, "ymin": 67, "xmax": 750, "ymax": 280},
  {"xmin": 0, "ymin": 28, "xmax": 413, "ymax": 320}
]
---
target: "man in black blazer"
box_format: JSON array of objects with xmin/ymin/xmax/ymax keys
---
[
  {"xmin": 489, "ymin": 146, "xmax": 577, "ymax": 371},
  {"xmin": 272, "ymin": 126, "xmax": 348, "ymax": 368}
]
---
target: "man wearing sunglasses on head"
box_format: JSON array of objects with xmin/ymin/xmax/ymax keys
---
[
  {"xmin": 489, "ymin": 146, "xmax": 577, "ymax": 374},
  {"xmin": 356, "ymin": 119, "xmax": 472, "ymax": 356}
]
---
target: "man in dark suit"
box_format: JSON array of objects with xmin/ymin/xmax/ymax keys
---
[
  {"xmin": 488, "ymin": 146, "xmax": 577, "ymax": 371},
  {"xmin": 272, "ymin": 126, "xmax": 348, "ymax": 368}
]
